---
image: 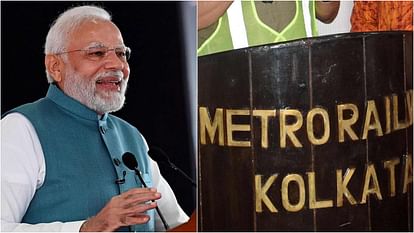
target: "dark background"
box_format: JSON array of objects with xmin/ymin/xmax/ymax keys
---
[{"xmin": 1, "ymin": 1, "xmax": 196, "ymax": 217}]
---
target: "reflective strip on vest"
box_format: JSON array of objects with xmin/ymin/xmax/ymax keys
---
[
  {"xmin": 227, "ymin": 0, "xmax": 249, "ymax": 49},
  {"xmin": 301, "ymin": 0, "xmax": 313, "ymax": 37}
]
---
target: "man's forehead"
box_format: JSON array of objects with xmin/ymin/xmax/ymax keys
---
[{"xmin": 68, "ymin": 20, "xmax": 125, "ymax": 47}]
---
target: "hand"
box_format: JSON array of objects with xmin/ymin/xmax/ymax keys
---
[
  {"xmin": 79, "ymin": 188, "xmax": 161, "ymax": 232},
  {"xmin": 316, "ymin": 0, "xmax": 340, "ymax": 24},
  {"xmin": 198, "ymin": 1, "xmax": 233, "ymax": 29}
]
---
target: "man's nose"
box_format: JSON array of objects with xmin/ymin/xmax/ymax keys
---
[{"xmin": 103, "ymin": 50, "xmax": 125, "ymax": 70}]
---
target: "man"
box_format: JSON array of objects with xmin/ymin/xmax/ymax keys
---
[
  {"xmin": 198, "ymin": 0, "xmax": 340, "ymax": 56},
  {"xmin": 1, "ymin": 5, "xmax": 189, "ymax": 232}
]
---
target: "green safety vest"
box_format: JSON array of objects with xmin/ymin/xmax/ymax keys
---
[{"xmin": 198, "ymin": 0, "xmax": 318, "ymax": 56}]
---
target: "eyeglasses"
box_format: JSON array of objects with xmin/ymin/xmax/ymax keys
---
[{"xmin": 56, "ymin": 46, "xmax": 131, "ymax": 61}]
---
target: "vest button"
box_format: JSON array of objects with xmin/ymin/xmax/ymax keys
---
[
  {"xmin": 100, "ymin": 126, "xmax": 106, "ymax": 134},
  {"xmin": 113, "ymin": 158, "xmax": 121, "ymax": 166}
]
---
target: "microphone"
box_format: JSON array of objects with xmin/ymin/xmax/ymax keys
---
[
  {"xmin": 122, "ymin": 152, "xmax": 169, "ymax": 230},
  {"xmin": 148, "ymin": 146, "xmax": 196, "ymax": 187}
]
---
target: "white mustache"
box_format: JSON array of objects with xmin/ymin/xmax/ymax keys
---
[{"xmin": 95, "ymin": 71, "xmax": 124, "ymax": 82}]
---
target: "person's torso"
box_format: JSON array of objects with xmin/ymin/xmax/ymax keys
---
[
  {"xmin": 4, "ymin": 86, "xmax": 155, "ymax": 232},
  {"xmin": 198, "ymin": 0, "xmax": 318, "ymax": 56}
]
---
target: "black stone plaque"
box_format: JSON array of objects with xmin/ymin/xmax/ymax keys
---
[{"xmin": 198, "ymin": 32, "xmax": 413, "ymax": 231}]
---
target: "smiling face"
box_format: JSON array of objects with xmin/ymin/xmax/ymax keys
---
[{"xmin": 47, "ymin": 19, "xmax": 130, "ymax": 114}]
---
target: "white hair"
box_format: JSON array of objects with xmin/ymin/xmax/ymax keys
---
[{"xmin": 44, "ymin": 5, "xmax": 112, "ymax": 83}]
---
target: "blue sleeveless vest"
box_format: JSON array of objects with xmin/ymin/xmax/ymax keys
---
[{"xmin": 5, "ymin": 84, "xmax": 155, "ymax": 232}]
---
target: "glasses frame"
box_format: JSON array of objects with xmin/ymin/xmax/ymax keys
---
[{"xmin": 55, "ymin": 46, "xmax": 131, "ymax": 62}]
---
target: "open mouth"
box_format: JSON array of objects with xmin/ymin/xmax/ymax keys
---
[
  {"xmin": 96, "ymin": 79, "xmax": 121, "ymax": 85},
  {"xmin": 96, "ymin": 79, "xmax": 122, "ymax": 91}
]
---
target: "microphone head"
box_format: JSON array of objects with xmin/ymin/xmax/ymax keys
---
[{"xmin": 122, "ymin": 152, "xmax": 138, "ymax": 171}]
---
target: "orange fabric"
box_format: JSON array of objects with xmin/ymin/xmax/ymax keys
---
[{"xmin": 351, "ymin": 1, "xmax": 413, "ymax": 32}]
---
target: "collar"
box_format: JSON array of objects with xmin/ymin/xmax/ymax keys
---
[{"xmin": 46, "ymin": 84, "xmax": 108, "ymax": 121}]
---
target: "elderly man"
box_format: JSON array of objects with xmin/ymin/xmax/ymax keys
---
[{"xmin": 1, "ymin": 5, "xmax": 189, "ymax": 232}]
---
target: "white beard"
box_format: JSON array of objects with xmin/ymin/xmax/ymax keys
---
[{"xmin": 61, "ymin": 66, "xmax": 128, "ymax": 114}]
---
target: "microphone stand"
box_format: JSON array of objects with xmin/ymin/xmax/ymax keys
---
[
  {"xmin": 131, "ymin": 167, "xmax": 170, "ymax": 231},
  {"xmin": 168, "ymin": 162, "xmax": 196, "ymax": 187},
  {"xmin": 149, "ymin": 146, "xmax": 196, "ymax": 187}
]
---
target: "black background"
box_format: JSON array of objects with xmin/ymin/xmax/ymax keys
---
[{"xmin": 1, "ymin": 1, "xmax": 196, "ymax": 217}]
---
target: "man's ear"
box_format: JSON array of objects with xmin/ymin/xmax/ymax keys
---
[{"xmin": 45, "ymin": 54, "xmax": 64, "ymax": 82}]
